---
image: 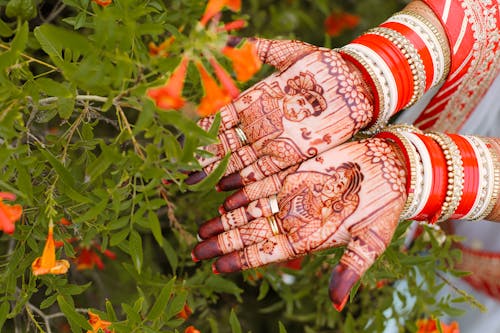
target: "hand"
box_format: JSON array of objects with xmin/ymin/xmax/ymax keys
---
[
  {"xmin": 192, "ymin": 138, "xmax": 407, "ymax": 311},
  {"xmin": 187, "ymin": 38, "xmax": 374, "ymax": 190}
]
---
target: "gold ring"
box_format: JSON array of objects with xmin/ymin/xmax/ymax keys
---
[
  {"xmin": 235, "ymin": 127, "xmax": 248, "ymax": 145},
  {"xmin": 269, "ymin": 195, "xmax": 279, "ymax": 214},
  {"xmin": 266, "ymin": 215, "xmax": 280, "ymax": 236}
]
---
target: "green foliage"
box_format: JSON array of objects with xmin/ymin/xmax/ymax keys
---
[{"xmin": 0, "ymin": 0, "xmax": 476, "ymax": 332}]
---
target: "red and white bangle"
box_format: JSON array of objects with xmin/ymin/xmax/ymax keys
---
[
  {"xmin": 400, "ymin": 131, "xmax": 433, "ymax": 219},
  {"xmin": 388, "ymin": 11, "xmax": 449, "ymax": 87},
  {"xmin": 340, "ymin": 43, "xmax": 397, "ymax": 134},
  {"xmin": 463, "ymin": 136, "xmax": 499, "ymax": 220},
  {"xmin": 368, "ymin": 27, "xmax": 426, "ymax": 108},
  {"xmin": 425, "ymin": 132, "xmax": 464, "ymax": 223},
  {"xmin": 412, "ymin": 133, "xmax": 448, "ymax": 223},
  {"xmin": 448, "ymin": 134, "xmax": 479, "ymax": 219},
  {"xmin": 482, "ymin": 139, "xmax": 500, "ymax": 220}
]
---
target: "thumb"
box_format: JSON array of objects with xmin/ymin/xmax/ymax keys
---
[
  {"xmin": 228, "ymin": 37, "xmax": 318, "ymax": 72},
  {"xmin": 329, "ymin": 215, "xmax": 399, "ymax": 311}
]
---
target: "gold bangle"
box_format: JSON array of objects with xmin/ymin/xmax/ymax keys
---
[
  {"xmin": 368, "ymin": 27, "xmax": 426, "ymax": 108},
  {"xmin": 338, "ymin": 47, "xmax": 387, "ymax": 134},
  {"xmin": 400, "ymin": 10, "xmax": 451, "ymax": 84},
  {"xmin": 426, "ymin": 132, "xmax": 464, "ymax": 222},
  {"xmin": 477, "ymin": 138, "xmax": 500, "ymax": 220},
  {"xmin": 382, "ymin": 127, "xmax": 420, "ymax": 218}
]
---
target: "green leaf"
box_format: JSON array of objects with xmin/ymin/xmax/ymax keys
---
[
  {"xmin": 186, "ymin": 154, "xmax": 230, "ymax": 192},
  {"xmin": 165, "ymin": 290, "xmax": 187, "ymax": 320},
  {"xmin": 162, "ymin": 238, "xmax": 178, "ymax": 272},
  {"xmin": 38, "ymin": 148, "xmax": 75, "ymax": 187},
  {"xmin": 148, "ymin": 210, "xmax": 163, "ymax": 246},
  {"xmin": 0, "ymin": 19, "xmax": 13, "ymax": 37},
  {"xmin": 57, "ymin": 295, "xmax": 92, "ymax": 331},
  {"xmin": 35, "ymin": 78, "xmax": 73, "ymax": 98},
  {"xmin": 10, "ymin": 21, "xmax": 28, "ymax": 55},
  {"xmin": 257, "ymin": 279, "xmax": 269, "ymax": 301},
  {"xmin": 6, "ymin": 0, "xmax": 37, "ymax": 20},
  {"xmin": 129, "ymin": 231, "xmax": 143, "ymax": 273},
  {"xmin": 105, "ymin": 299, "xmax": 117, "ymax": 322},
  {"xmin": 278, "ymin": 321, "xmax": 288, "ymax": 333},
  {"xmin": 85, "ymin": 144, "xmax": 118, "ymax": 182},
  {"xmin": 110, "ymin": 227, "xmax": 130, "ymax": 246},
  {"xmin": 74, "ymin": 197, "xmax": 108, "ymax": 223},
  {"xmin": 147, "ymin": 277, "xmax": 175, "ymax": 320},
  {"xmin": 0, "ymin": 302, "xmax": 10, "ymax": 330},
  {"xmin": 229, "ymin": 309, "xmax": 242, "ymax": 333}
]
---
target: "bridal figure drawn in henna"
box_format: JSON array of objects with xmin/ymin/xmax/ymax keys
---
[
  {"xmin": 193, "ymin": 139, "xmax": 407, "ymax": 310},
  {"xmin": 186, "ymin": 39, "xmax": 374, "ymax": 189}
]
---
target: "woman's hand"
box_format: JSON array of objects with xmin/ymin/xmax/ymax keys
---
[
  {"xmin": 192, "ymin": 138, "xmax": 407, "ymax": 311},
  {"xmin": 187, "ymin": 38, "xmax": 374, "ymax": 190}
]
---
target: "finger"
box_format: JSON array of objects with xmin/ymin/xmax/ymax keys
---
[
  {"xmin": 223, "ymin": 174, "xmax": 283, "ymax": 211},
  {"xmin": 252, "ymin": 38, "xmax": 318, "ymax": 72},
  {"xmin": 328, "ymin": 216, "xmax": 399, "ymax": 311},
  {"xmin": 193, "ymin": 215, "xmax": 284, "ymax": 260},
  {"xmin": 198, "ymin": 196, "xmax": 278, "ymax": 239},
  {"xmin": 197, "ymin": 102, "xmax": 240, "ymax": 133},
  {"xmin": 197, "ymin": 127, "xmax": 249, "ymax": 168},
  {"xmin": 212, "ymin": 234, "xmax": 298, "ymax": 273},
  {"xmin": 218, "ymin": 155, "xmax": 283, "ymax": 191}
]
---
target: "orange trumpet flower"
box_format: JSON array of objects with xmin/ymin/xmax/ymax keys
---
[
  {"xmin": 196, "ymin": 62, "xmax": 232, "ymax": 117},
  {"xmin": 208, "ymin": 57, "xmax": 239, "ymax": 98},
  {"xmin": 0, "ymin": 192, "xmax": 22, "ymax": 235},
  {"xmin": 32, "ymin": 226, "xmax": 70, "ymax": 276},
  {"xmin": 200, "ymin": 0, "xmax": 241, "ymax": 26},
  {"xmin": 87, "ymin": 311, "xmax": 114, "ymax": 333},
  {"xmin": 148, "ymin": 56, "xmax": 190, "ymax": 110},
  {"xmin": 93, "ymin": 0, "xmax": 112, "ymax": 7},
  {"xmin": 416, "ymin": 318, "xmax": 460, "ymax": 333},
  {"xmin": 222, "ymin": 41, "xmax": 262, "ymax": 82},
  {"xmin": 184, "ymin": 326, "xmax": 201, "ymax": 333}
]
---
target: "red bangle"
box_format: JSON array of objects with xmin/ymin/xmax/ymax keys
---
[
  {"xmin": 359, "ymin": 33, "xmax": 413, "ymax": 110},
  {"xmin": 380, "ymin": 22, "xmax": 434, "ymax": 91},
  {"xmin": 413, "ymin": 133, "xmax": 447, "ymax": 223},
  {"xmin": 375, "ymin": 131, "xmax": 412, "ymax": 195},
  {"xmin": 338, "ymin": 52, "xmax": 380, "ymax": 128},
  {"xmin": 352, "ymin": 34, "xmax": 411, "ymax": 111},
  {"xmin": 448, "ymin": 134, "xmax": 479, "ymax": 219}
]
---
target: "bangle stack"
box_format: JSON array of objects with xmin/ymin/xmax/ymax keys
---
[
  {"xmin": 338, "ymin": 11, "xmax": 449, "ymax": 134},
  {"xmin": 378, "ymin": 126, "xmax": 498, "ymax": 223}
]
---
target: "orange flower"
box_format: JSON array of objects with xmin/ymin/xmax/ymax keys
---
[
  {"xmin": 93, "ymin": 0, "xmax": 112, "ymax": 7},
  {"xmin": 0, "ymin": 192, "xmax": 22, "ymax": 235},
  {"xmin": 208, "ymin": 57, "xmax": 239, "ymax": 98},
  {"xmin": 200, "ymin": 0, "xmax": 242, "ymax": 26},
  {"xmin": 222, "ymin": 41, "xmax": 262, "ymax": 82},
  {"xmin": 149, "ymin": 37, "xmax": 176, "ymax": 57},
  {"xmin": 416, "ymin": 318, "xmax": 460, "ymax": 333},
  {"xmin": 148, "ymin": 57, "xmax": 189, "ymax": 110},
  {"xmin": 87, "ymin": 311, "xmax": 113, "ymax": 333},
  {"xmin": 196, "ymin": 62, "xmax": 232, "ymax": 117},
  {"xmin": 32, "ymin": 226, "xmax": 70, "ymax": 276},
  {"xmin": 220, "ymin": 19, "xmax": 247, "ymax": 32},
  {"xmin": 177, "ymin": 304, "xmax": 193, "ymax": 320},
  {"xmin": 184, "ymin": 326, "xmax": 201, "ymax": 333},
  {"xmin": 75, "ymin": 246, "xmax": 116, "ymax": 271},
  {"xmin": 59, "ymin": 217, "xmax": 72, "ymax": 226},
  {"xmin": 324, "ymin": 12, "xmax": 360, "ymax": 37}
]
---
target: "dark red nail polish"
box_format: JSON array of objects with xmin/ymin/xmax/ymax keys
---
[
  {"xmin": 212, "ymin": 263, "xmax": 220, "ymax": 274},
  {"xmin": 191, "ymin": 250, "xmax": 199, "ymax": 263}
]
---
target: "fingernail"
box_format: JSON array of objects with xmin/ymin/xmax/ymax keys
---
[
  {"xmin": 212, "ymin": 263, "xmax": 220, "ymax": 274},
  {"xmin": 162, "ymin": 179, "xmax": 173, "ymax": 186},
  {"xmin": 191, "ymin": 250, "xmax": 199, "ymax": 263},
  {"xmin": 218, "ymin": 173, "xmax": 244, "ymax": 191},
  {"xmin": 218, "ymin": 205, "xmax": 226, "ymax": 215},
  {"xmin": 185, "ymin": 170, "xmax": 208, "ymax": 185},
  {"xmin": 215, "ymin": 184, "xmax": 222, "ymax": 192},
  {"xmin": 223, "ymin": 190, "xmax": 249, "ymax": 211}
]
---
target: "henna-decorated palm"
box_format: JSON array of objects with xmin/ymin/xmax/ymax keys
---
[
  {"xmin": 187, "ymin": 39, "xmax": 374, "ymax": 190},
  {"xmin": 192, "ymin": 138, "xmax": 407, "ymax": 311}
]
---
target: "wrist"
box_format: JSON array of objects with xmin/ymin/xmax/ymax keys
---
[{"xmin": 337, "ymin": 1, "xmax": 450, "ymax": 134}]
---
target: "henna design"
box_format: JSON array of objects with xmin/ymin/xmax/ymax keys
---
[{"xmin": 192, "ymin": 41, "xmax": 375, "ymax": 188}]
